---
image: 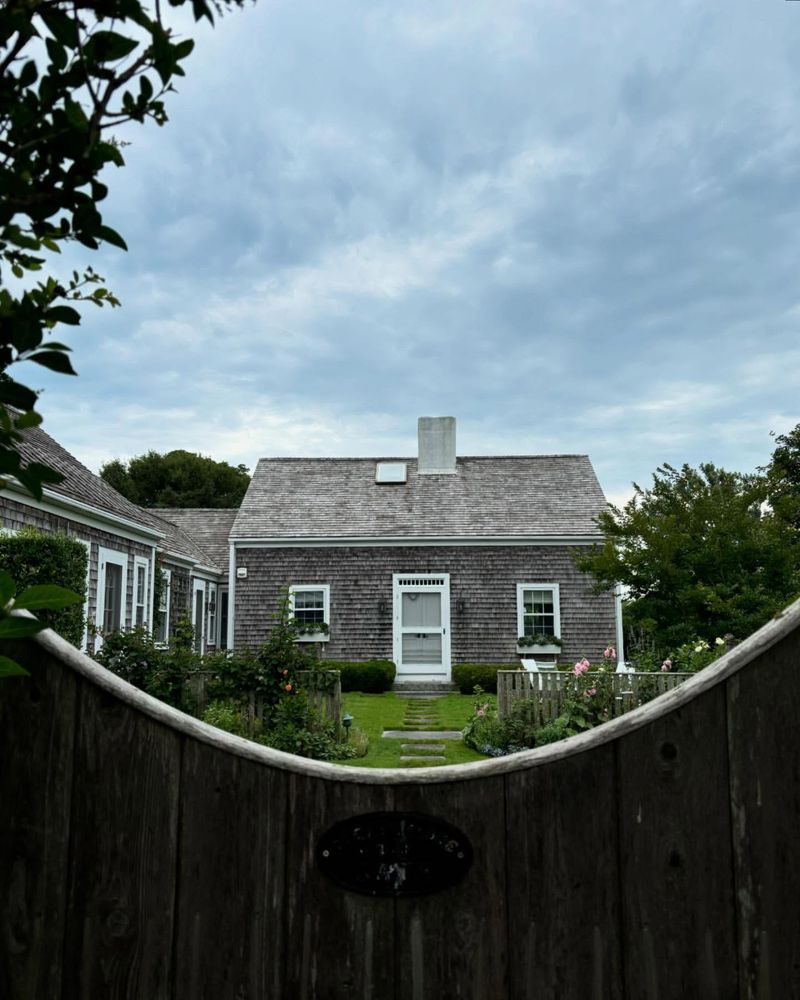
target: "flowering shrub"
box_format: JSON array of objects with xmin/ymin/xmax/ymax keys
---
[{"xmin": 629, "ymin": 631, "xmax": 736, "ymax": 673}]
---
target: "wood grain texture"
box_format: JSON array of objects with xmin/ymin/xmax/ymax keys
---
[
  {"xmin": 505, "ymin": 743, "xmax": 623, "ymax": 1000},
  {"xmin": 616, "ymin": 687, "xmax": 738, "ymax": 999},
  {"xmin": 62, "ymin": 680, "xmax": 181, "ymax": 1000},
  {"xmin": 0, "ymin": 640, "xmax": 76, "ymax": 1000},
  {"xmin": 727, "ymin": 631, "xmax": 800, "ymax": 999},
  {"xmin": 392, "ymin": 774, "xmax": 509, "ymax": 1000},
  {"xmin": 173, "ymin": 740, "xmax": 289, "ymax": 1000},
  {"xmin": 282, "ymin": 775, "xmax": 396, "ymax": 1000}
]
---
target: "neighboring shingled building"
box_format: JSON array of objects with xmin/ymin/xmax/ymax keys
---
[
  {"xmin": 0, "ymin": 421, "xmax": 227, "ymax": 654},
  {"xmin": 229, "ymin": 417, "xmax": 619, "ymax": 683}
]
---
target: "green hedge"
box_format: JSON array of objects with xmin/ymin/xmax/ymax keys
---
[
  {"xmin": 452, "ymin": 662, "xmax": 518, "ymax": 694},
  {"xmin": 319, "ymin": 659, "xmax": 396, "ymax": 693},
  {"xmin": 0, "ymin": 529, "xmax": 87, "ymax": 646}
]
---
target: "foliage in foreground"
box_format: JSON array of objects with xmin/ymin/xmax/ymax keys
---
[{"xmin": 0, "ymin": 566, "xmax": 82, "ymax": 676}]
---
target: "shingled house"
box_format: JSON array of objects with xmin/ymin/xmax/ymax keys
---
[
  {"xmin": 0, "ymin": 422, "xmax": 229, "ymax": 655},
  {"xmin": 229, "ymin": 417, "xmax": 620, "ymax": 684}
]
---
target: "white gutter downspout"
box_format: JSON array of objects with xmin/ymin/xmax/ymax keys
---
[
  {"xmin": 227, "ymin": 541, "xmax": 236, "ymax": 651},
  {"xmin": 615, "ymin": 584, "xmax": 626, "ymax": 670}
]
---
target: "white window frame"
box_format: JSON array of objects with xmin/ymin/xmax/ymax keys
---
[
  {"xmin": 288, "ymin": 584, "xmax": 330, "ymax": 641},
  {"xmin": 192, "ymin": 578, "xmax": 206, "ymax": 654},
  {"xmin": 206, "ymin": 581, "xmax": 218, "ymax": 646},
  {"xmin": 155, "ymin": 567, "xmax": 172, "ymax": 646},
  {"xmin": 516, "ymin": 583, "xmax": 561, "ymax": 647},
  {"xmin": 133, "ymin": 555, "xmax": 150, "ymax": 629},
  {"xmin": 95, "ymin": 546, "xmax": 129, "ymax": 651}
]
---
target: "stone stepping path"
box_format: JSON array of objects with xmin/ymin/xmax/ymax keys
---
[
  {"xmin": 382, "ymin": 696, "xmax": 463, "ymax": 767},
  {"xmin": 383, "ymin": 730, "xmax": 464, "ymax": 740}
]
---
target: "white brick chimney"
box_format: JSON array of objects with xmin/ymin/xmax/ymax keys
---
[{"xmin": 417, "ymin": 416, "xmax": 457, "ymax": 474}]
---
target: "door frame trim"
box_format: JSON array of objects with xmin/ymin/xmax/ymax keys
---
[{"xmin": 392, "ymin": 573, "xmax": 451, "ymax": 680}]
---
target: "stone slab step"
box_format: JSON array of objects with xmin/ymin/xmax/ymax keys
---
[
  {"xmin": 400, "ymin": 755, "xmax": 446, "ymax": 762},
  {"xmin": 383, "ymin": 729, "xmax": 463, "ymax": 740},
  {"xmin": 401, "ymin": 744, "xmax": 446, "ymax": 753}
]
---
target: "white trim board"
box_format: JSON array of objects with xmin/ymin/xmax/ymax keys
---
[{"xmin": 2, "ymin": 487, "xmax": 163, "ymax": 543}]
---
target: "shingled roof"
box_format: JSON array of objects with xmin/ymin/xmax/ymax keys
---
[
  {"xmin": 157, "ymin": 508, "xmax": 238, "ymax": 571},
  {"xmin": 9, "ymin": 419, "xmax": 161, "ymax": 533},
  {"xmin": 232, "ymin": 456, "xmax": 608, "ymax": 540}
]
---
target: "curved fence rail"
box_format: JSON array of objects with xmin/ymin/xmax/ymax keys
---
[{"xmin": 2, "ymin": 600, "xmax": 800, "ymax": 999}]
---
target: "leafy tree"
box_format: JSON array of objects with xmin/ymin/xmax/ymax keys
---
[
  {"xmin": 574, "ymin": 462, "xmax": 800, "ymax": 656},
  {"xmin": 765, "ymin": 423, "xmax": 800, "ymax": 532},
  {"xmin": 0, "ymin": 0, "xmax": 245, "ymax": 499},
  {"xmin": 100, "ymin": 449, "xmax": 250, "ymax": 507}
]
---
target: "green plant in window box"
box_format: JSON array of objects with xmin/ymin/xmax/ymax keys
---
[
  {"xmin": 516, "ymin": 634, "xmax": 562, "ymax": 648},
  {"xmin": 291, "ymin": 619, "xmax": 329, "ymax": 639}
]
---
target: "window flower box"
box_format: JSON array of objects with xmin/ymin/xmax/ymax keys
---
[
  {"xmin": 516, "ymin": 634, "xmax": 562, "ymax": 656},
  {"xmin": 296, "ymin": 628, "xmax": 329, "ymax": 643}
]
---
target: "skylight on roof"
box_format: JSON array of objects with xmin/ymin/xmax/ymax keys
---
[{"xmin": 375, "ymin": 462, "xmax": 407, "ymax": 484}]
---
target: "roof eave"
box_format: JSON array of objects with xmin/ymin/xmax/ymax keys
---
[
  {"xmin": 230, "ymin": 534, "xmax": 603, "ymax": 548},
  {"xmin": 2, "ymin": 481, "xmax": 164, "ymax": 542}
]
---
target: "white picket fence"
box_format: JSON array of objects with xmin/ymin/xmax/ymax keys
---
[{"xmin": 496, "ymin": 669, "xmax": 693, "ymax": 723}]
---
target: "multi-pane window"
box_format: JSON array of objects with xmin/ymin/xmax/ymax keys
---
[
  {"xmin": 517, "ymin": 584, "xmax": 560, "ymax": 638},
  {"xmin": 207, "ymin": 583, "xmax": 217, "ymax": 645},
  {"xmin": 133, "ymin": 558, "xmax": 149, "ymax": 627},
  {"xmin": 96, "ymin": 547, "xmax": 128, "ymax": 649},
  {"xmin": 289, "ymin": 585, "xmax": 330, "ymax": 639},
  {"xmin": 155, "ymin": 568, "xmax": 171, "ymax": 644},
  {"xmin": 103, "ymin": 563, "xmax": 123, "ymax": 632}
]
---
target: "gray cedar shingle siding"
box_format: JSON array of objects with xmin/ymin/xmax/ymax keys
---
[
  {"xmin": 232, "ymin": 455, "xmax": 607, "ymax": 540},
  {"xmin": 233, "ymin": 545, "xmax": 615, "ymax": 665}
]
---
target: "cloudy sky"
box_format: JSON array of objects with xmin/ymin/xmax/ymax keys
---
[{"xmin": 31, "ymin": 0, "xmax": 800, "ymax": 505}]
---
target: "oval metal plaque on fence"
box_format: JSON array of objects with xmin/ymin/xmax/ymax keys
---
[{"xmin": 316, "ymin": 811, "xmax": 473, "ymax": 898}]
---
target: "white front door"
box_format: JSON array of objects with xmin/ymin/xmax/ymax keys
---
[{"xmin": 393, "ymin": 574, "xmax": 451, "ymax": 681}]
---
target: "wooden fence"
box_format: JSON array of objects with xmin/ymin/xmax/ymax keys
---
[
  {"xmin": 182, "ymin": 668, "xmax": 342, "ymax": 733},
  {"xmin": 497, "ymin": 669, "xmax": 693, "ymax": 723},
  {"xmin": 2, "ymin": 599, "xmax": 800, "ymax": 999}
]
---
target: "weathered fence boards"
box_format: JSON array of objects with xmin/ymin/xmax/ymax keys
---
[
  {"xmin": 2, "ymin": 599, "xmax": 800, "ymax": 999},
  {"xmin": 497, "ymin": 669, "xmax": 692, "ymax": 722}
]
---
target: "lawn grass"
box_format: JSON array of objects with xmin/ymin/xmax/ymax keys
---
[{"xmin": 339, "ymin": 692, "xmax": 488, "ymax": 769}]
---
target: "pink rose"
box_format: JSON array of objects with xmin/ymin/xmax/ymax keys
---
[{"xmin": 603, "ymin": 646, "xmax": 616, "ymax": 659}]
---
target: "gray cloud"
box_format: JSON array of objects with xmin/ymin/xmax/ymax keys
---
[{"xmin": 32, "ymin": 0, "xmax": 800, "ymax": 502}]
